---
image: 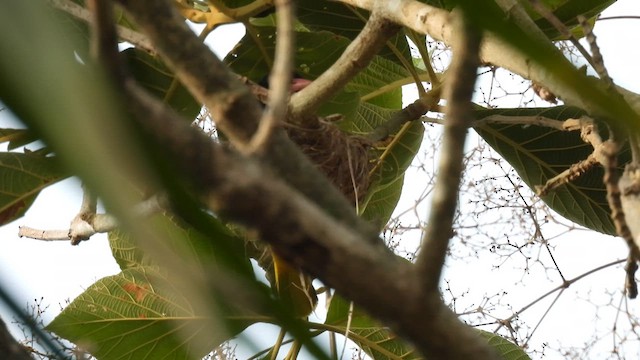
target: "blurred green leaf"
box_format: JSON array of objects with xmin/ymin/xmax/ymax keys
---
[
  {"xmin": 0, "ymin": 153, "xmax": 67, "ymax": 225},
  {"xmin": 0, "ymin": 128, "xmax": 39, "ymax": 150},
  {"xmin": 109, "ymin": 213, "xmax": 253, "ymax": 275}
]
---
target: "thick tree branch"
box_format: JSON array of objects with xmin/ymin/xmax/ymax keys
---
[
  {"xmin": 0, "ymin": 317, "xmax": 32, "ymax": 360},
  {"xmin": 115, "ymin": 0, "xmax": 379, "ymax": 243},
  {"xmin": 337, "ymin": 0, "xmax": 640, "ymax": 128},
  {"xmin": 289, "ymin": 10, "xmax": 400, "ymax": 124},
  {"xmin": 121, "ymin": 78, "xmax": 499, "ymax": 359},
  {"xmin": 106, "ymin": 2, "xmax": 496, "ymax": 358}
]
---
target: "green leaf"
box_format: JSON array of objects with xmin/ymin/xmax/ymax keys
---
[
  {"xmin": 109, "ymin": 213, "xmax": 254, "ymax": 274},
  {"xmin": 293, "ymin": 0, "xmax": 413, "ymax": 65},
  {"xmin": 325, "ymin": 294, "xmax": 419, "ymax": 360},
  {"xmin": 109, "ymin": 229, "xmax": 154, "ymax": 271},
  {"xmin": 474, "ymin": 106, "xmax": 620, "ymax": 235},
  {"xmin": 122, "ymin": 48, "xmax": 201, "ymax": 120},
  {"xmin": 360, "ymin": 175, "xmax": 404, "ymax": 230},
  {"xmin": 477, "ymin": 330, "xmax": 531, "ymax": 360},
  {"xmin": 527, "ymin": 0, "xmax": 617, "ymax": 40},
  {"xmin": 225, "ymin": 26, "xmax": 413, "ymax": 110},
  {"xmin": 325, "ymin": 296, "xmax": 531, "ymax": 360},
  {"xmin": 0, "ymin": 128, "xmax": 39, "ymax": 150},
  {"xmin": 0, "ymin": 152, "xmax": 67, "ymax": 225},
  {"xmin": 342, "ymin": 103, "xmax": 424, "ymax": 187},
  {"xmin": 47, "ymin": 267, "xmax": 246, "ymax": 360}
]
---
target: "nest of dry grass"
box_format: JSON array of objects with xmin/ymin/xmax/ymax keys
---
[{"xmin": 285, "ymin": 119, "xmax": 373, "ymax": 205}]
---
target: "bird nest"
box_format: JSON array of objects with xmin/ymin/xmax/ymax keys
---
[{"xmin": 285, "ymin": 119, "xmax": 373, "ymax": 205}]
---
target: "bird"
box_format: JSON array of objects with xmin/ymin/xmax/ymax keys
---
[{"xmin": 258, "ymin": 72, "xmax": 312, "ymax": 94}]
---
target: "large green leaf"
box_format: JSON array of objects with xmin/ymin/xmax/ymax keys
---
[
  {"xmin": 0, "ymin": 152, "xmax": 67, "ymax": 225},
  {"xmin": 225, "ymin": 24, "xmax": 413, "ymax": 111},
  {"xmin": 526, "ymin": 0, "xmax": 617, "ymax": 39},
  {"xmin": 361, "ymin": 175, "xmax": 405, "ymax": 230},
  {"xmin": 344, "ymin": 103, "xmax": 424, "ymax": 187},
  {"xmin": 326, "ymin": 295, "xmax": 531, "ymax": 360},
  {"xmin": 0, "ymin": 128, "xmax": 39, "ymax": 150},
  {"xmin": 52, "ymin": 214, "xmax": 262, "ymax": 359},
  {"xmin": 325, "ymin": 294, "xmax": 419, "ymax": 360},
  {"xmin": 295, "ymin": 0, "xmax": 412, "ymax": 65},
  {"xmin": 474, "ymin": 106, "xmax": 621, "ymax": 235},
  {"xmin": 47, "ymin": 267, "xmax": 238, "ymax": 360},
  {"xmin": 477, "ymin": 330, "xmax": 531, "ymax": 360}
]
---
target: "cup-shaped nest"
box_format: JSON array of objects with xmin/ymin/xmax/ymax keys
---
[{"xmin": 285, "ymin": 119, "xmax": 373, "ymax": 206}]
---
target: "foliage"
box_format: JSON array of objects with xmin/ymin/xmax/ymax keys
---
[{"xmin": 0, "ymin": 0, "xmax": 631, "ymax": 359}]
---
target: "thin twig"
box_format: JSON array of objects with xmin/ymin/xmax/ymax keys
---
[
  {"xmin": 536, "ymin": 154, "xmax": 598, "ymax": 197},
  {"xmin": 245, "ymin": 0, "xmax": 294, "ymax": 154},
  {"xmin": 472, "ymin": 115, "xmax": 577, "ymax": 130},
  {"xmin": 528, "ymin": 0, "xmax": 597, "ymax": 70},
  {"xmin": 18, "ymin": 196, "xmax": 163, "ymax": 241},
  {"xmin": 495, "ymin": 258, "xmax": 626, "ymax": 332},
  {"xmin": 578, "ymin": 15, "xmax": 614, "ymax": 87},
  {"xmin": 69, "ymin": 184, "xmax": 98, "ymax": 244}
]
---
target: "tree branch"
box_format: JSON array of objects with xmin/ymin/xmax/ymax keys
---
[
  {"xmin": 115, "ymin": 0, "xmax": 379, "ymax": 243},
  {"xmin": 416, "ymin": 11, "xmax": 481, "ymax": 291},
  {"xmin": 245, "ymin": 0, "xmax": 295, "ymax": 154},
  {"xmin": 121, "ymin": 77, "xmax": 499, "ymax": 359},
  {"xmin": 337, "ymin": 0, "xmax": 640, "ymax": 129},
  {"xmin": 289, "ymin": 10, "xmax": 400, "ymax": 125},
  {"xmin": 0, "ymin": 317, "xmax": 32, "ymax": 360}
]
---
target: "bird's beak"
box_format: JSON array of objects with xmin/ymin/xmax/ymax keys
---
[{"xmin": 290, "ymin": 78, "xmax": 313, "ymax": 92}]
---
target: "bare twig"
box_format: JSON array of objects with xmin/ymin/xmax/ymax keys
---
[
  {"xmin": 578, "ymin": 15, "xmax": 614, "ymax": 87},
  {"xmin": 495, "ymin": 258, "xmax": 626, "ymax": 332},
  {"xmin": 625, "ymin": 256, "xmax": 638, "ymax": 298},
  {"xmin": 245, "ymin": 0, "xmax": 294, "ymax": 154},
  {"xmin": 528, "ymin": 0, "xmax": 597, "ymax": 69},
  {"xmin": 18, "ymin": 196, "xmax": 163, "ymax": 241},
  {"xmin": 473, "ymin": 115, "xmax": 578, "ymax": 130},
  {"xmin": 536, "ymin": 154, "xmax": 598, "ymax": 197},
  {"xmin": 602, "ymin": 143, "xmax": 640, "ymax": 299}
]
